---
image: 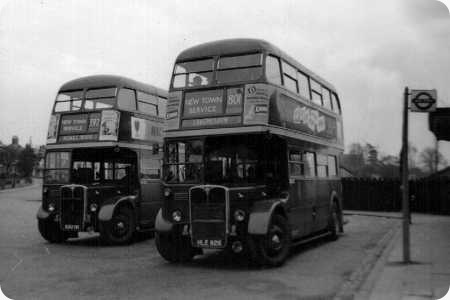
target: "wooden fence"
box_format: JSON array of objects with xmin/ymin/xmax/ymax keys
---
[{"xmin": 342, "ymin": 177, "xmax": 450, "ymax": 215}]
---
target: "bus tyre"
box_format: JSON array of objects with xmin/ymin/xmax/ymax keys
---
[
  {"xmin": 100, "ymin": 206, "xmax": 135, "ymax": 245},
  {"xmin": 249, "ymin": 214, "xmax": 291, "ymax": 267},
  {"xmin": 155, "ymin": 230, "xmax": 195, "ymax": 263},
  {"xmin": 328, "ymin": 203, "xmax": 339, "ymax": 241},
  {"xmin": 38, "ymin": 219, "xmax": 68, "ymax": 243}
]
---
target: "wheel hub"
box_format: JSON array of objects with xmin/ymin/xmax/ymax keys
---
[{"xmin": 117, "ymin": 221, "xmax": 125, "ymax": 230}]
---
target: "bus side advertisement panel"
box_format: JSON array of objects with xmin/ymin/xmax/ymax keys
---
[
  {"xmin": 131, "ymin": 116, "xmax": 164, "ymax": 142},
  {"xmin": 243, "ymin": 84, "xmax": 271, "ymax": 125},
  {"xmin": 277, "ymin": 94, "xmax": 338, "ymax": 141},
  {"xmin": 99, "ymin": 110, "xmax": 120, "ymax": 141},
  {"xmin": 47, "ymin": 114, "xmax": 60, "ymax": 144},
  {"xmin": 166, "ymin": 91, "xmax": 182, "ymax": 131}
]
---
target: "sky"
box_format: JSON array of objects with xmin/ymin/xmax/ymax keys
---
[{"xmin": 0, "ymin": 0, "xmax": 449, "ymax": 161}]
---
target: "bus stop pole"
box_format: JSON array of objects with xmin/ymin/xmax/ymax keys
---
[{"xmin": 401, "ymin": 86, "xmax": 410, "ymax": 263}]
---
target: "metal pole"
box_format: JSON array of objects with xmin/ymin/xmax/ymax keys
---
[
  {"xmin": 402, "ymin": 87, "xmax": 410, "ymax": 263},
  {"xmin": 435, "ymin": 138, "xmax": 439, "ymax": 173}
]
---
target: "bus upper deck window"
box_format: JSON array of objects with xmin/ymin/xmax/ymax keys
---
[
  {"xmin": 331, "ymin": 93, "xmax": 341, "ymax": 114},
  {"xmin": 322, "ymin": 88, "xmax": 332, "ymax": 110},
  {"xmin": 54, "ymin": 90, "xmax": 83, "ymax": 112},
  {"xmin": 265, "ymin": 56, "xmax": 281, "ymax": 85},
  {"xmin": 84, "ymin": 87, "xmax": 116, "ymax": 110},
  {"xmin": 217, "ymin": 53, "xmax": 263, "ymax": 84},
  {"xmin": 172, "ymin": 59, "xmax": 214, "ymax": 88},
  {"xmin": 310, "ymin": 79, "xmax": 323, "ymax": 106},
  {"xmin": 297, "ymin": 71, "xmax": 310, "ymax": 100},
  {"xmin": 117, "ymin": 88, "xmax": 137, "ymax": 111}
]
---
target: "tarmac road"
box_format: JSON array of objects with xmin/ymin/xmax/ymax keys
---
[{"xmin": 0, "ymin": 181, "xmax": 399, "ymax": 300}]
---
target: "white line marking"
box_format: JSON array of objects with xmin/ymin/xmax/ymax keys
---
[{"xmin": 11, "ymin": 252, "xmax": 23, "ymax": 272}]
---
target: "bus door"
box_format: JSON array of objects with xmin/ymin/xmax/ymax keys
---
[
  {"xmin": 301, "ymin": 151, "xmax": 318, "ymax": 235},
  {"xmin": 138, "ymin": 150, "xmax": 163, "ymax": 228},
  {"xmin": 314, "ymin": 154, "xmax": 332, "ymax": 231},
  {"xmin": 287, "ymin": 149, "xmax": 314, "ymax": 238}
]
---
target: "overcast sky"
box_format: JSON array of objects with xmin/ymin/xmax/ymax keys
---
[{"xmin": 0, "ymin": 0, "xmax": 449, "ymax": 159}]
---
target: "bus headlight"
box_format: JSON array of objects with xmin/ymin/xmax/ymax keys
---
[
  {"xmin": 172, "ymin": 210, "xmax": 182, "ymax": 222},
  {"xmin": 164, "ymin": 188, "xmax": 172, "ymax": 197},
  {"xmin": 234, "ymin": 209, "xmax": 246, "ymax": 222},
  {"xmin": 89, "ymin": 203, "xmax": 98, "ymax": 212},
  {"xmin": 48, "ymin": 202, "xmax": 55, "ymax": 212}
]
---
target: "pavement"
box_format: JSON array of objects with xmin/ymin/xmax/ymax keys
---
[
  {"xmin": 350, "ymin": 212, "xmax": 450, "ymax": 300},
  {"xmin": 0, "ymin": 178, "xmax": 41, "ymax": 194}
]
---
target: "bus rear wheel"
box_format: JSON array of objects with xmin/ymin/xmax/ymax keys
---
[
  {"xmin": 100, "ymin": 206, "xmax": 135, "ymax": 245},
  {"xmin": 38, "ymin": 219, "xmax": 68, "ymax": 243},
  {"xmin": 328, "ymin": 202, "xmax": 340, "ymax": 241},
  {"xmin": 249, "ymin": 214, "xmax": 291, "ymax": 267},
  {"xmin": 155, "ymin": 230, "xmax": 195, "ymax": 263}
]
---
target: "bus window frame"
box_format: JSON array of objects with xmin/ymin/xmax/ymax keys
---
[
  {"xmin": 265, "ymin": 55, "xmax": 282, "ymax": 85},
  {"xmin": 310, "ymin": 79, "xmax": 323, "ymax": 107},
  {"xmin": 303, "ymin": 151, "xmax": 316, "ymax": 178},
  {"xmin": 327, "ymin": 155, "xmax": 338, "ymax": 177},
  {"xmin": 331, "ymin": 92, "xmax": 341, "ymax": 115},
  {"xmin": 54, "ymin": 89, "xmax": 84, "ymax": 113},
  {"xmin": 44, "ymin": 151, "xmax": 72, "ymax": 184},
  {"xmin": 117, "ymin": 87, "xmax": 137, "ymax": 111},
  {"xmin": 171, "ymin": 57, "xmax": 215, "ymax": 89},
  {"xmin": 287, "ymin": 147, "xmax": 304, "ymax": 178},
  {"xmin": 316, "ymin": 153, "xmax": 328, "ymax": 178},
  {"xmin": 136, "ymin": 90, "xmax": 159, "ymax": 117},
  {"xmin": 297, "ymin": 70, "xmax": 311, "ymax": 101},
  {"xmin": 322, "ymin": 87, "xmax": 332, "ymax": 111},
  {"xmin": 216, "ymin": 52, "xmax": 263, "ymax": 84},
  {"xmin": 84, "ymin": 86, "xmax": 117, "ymax": 110},
  {"xmin": 281, "ymin": 60, "xmax": 299, "ymax": 94}
]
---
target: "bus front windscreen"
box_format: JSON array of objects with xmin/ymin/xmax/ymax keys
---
[
  {"xmin": 44, "ymin": 151, "xmax": 71, "ymax": 184},
  {"xmin": 164, "ymin": 135, "xmax": 265, "ymax": 185}
]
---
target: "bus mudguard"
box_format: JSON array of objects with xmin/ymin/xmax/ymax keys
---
[
  {"xmin": 36, "ymin": 206, "xmax": 51, "ymax": 220},
  {"xmin": 98, "ymin": 195, "xmax": 136, "ymax": 222},
  {"xmin": 248, "ymin": 199, "xmax": 286, "ymax": 235},
  {"xmin": 155, "ymin": 209, "xmax": 173, "ymax": 232}
]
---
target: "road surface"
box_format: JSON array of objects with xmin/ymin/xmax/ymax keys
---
[{"xmin": 0, "ymin": 182, "xmax": 399, "ymax": 299}]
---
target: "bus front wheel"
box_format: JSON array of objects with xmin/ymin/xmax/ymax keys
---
[
  {"xmin": 99, "ymin": 206, "xmax": 135, "ymax": 245},
  {"xmin": 249, "ymin": 214, "xmax": 291, "ymax": 267},
  {"xmin": 155, "ymin": 230, "xmax": 195, "ymax": 263},
  {"xmin": 38, "ymin": 219, "xmax": 68, "ymax": 243}
]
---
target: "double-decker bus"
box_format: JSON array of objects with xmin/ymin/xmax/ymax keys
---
[
  {"xmin": 155, "ymin": 39, "xmax": 344, "ymax": 266},
  {"xmin": 37, "ymin": 75, "xmax": 167, "ymax": 245}
]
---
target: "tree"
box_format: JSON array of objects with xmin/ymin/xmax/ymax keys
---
[
  {"xmin": 419, "ymin": 147, "xmax": 447, "ymax": 174},
  {"xmin": 0, "ymin": 145, "xmax": 20, "ymax": 175},
  {"xmin": 17, "ymin": 144, "xmax": 37, "ymax": 178}
]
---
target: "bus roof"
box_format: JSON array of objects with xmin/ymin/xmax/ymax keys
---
[
  {"xmin": 59, "ymin": 75, "xmax": 167, "ymax": 98},
  {"xmin": 176, "ymin": 38, "xmax": 336, "ymax": 92}
]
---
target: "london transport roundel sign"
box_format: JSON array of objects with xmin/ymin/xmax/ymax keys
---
[{"xmin": 410, "ymin": 89, "xmax": 437, "ymax": 112}]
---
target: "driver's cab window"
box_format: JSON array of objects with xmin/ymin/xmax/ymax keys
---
[{"xmin": 140, "ymin": 150, "xmax": 162, "ymax": 180}]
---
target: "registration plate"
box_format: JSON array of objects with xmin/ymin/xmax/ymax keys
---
[
  {"xmin": 195, "ymin": 239, "xmax": 224, "ymax": 248},
  {"xmin": 64, "ymin": 224, "xmax": 80, "ymax": 231}
]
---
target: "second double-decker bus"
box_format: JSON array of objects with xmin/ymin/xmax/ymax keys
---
[
  {"xmin": 37, "ymin": 75, "xmax": 167, "ymax": 244},
  {"xmin": 156, "ymin": 39, "xmax": 344, "ymax": 266}
]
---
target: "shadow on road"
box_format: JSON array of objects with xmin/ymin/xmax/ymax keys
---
[
  {"xmin": 185, "ymin": 234, "xmax": 336, "ymax": 270},
  {"xmin": 62, "ymin": 231, "xmax": 155, "ymax": 247}
]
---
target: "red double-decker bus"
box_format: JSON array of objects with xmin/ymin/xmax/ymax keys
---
[
  {"xmin": 37, "ymin": 75, "xmax": 166, "ymax": 244},
  {"xmin": 155, "ymin": 39, "xmax": 344, "ymax": 266}
]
